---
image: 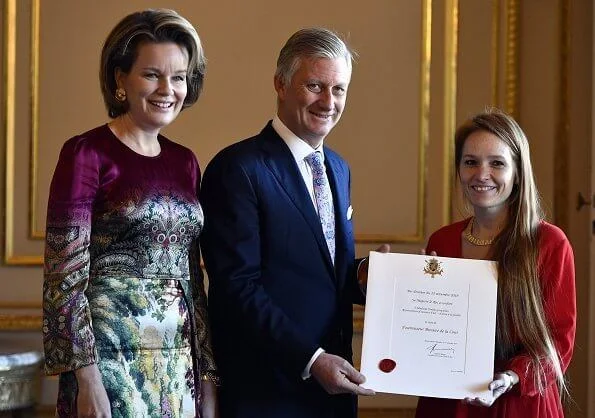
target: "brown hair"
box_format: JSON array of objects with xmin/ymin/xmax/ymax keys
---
[
  {"xmin": 99, "ymin": 8, "xmax": 206, "ymax": 118},
  {"xmin": 455, "ymin": 108, "xmax": 567, "ymax": 395}
]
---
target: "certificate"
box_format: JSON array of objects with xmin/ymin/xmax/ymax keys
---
[{"xmin": 360, "ymin": 252, "xmax": 498, "ymax": 400}]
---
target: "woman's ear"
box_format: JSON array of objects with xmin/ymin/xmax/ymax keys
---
[{"xmin": 115, "ymin": 67, "xmax": 125, "ymax": 89}]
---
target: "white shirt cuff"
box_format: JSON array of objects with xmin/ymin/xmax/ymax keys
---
[{"xmin": 301, "ymin": 348, "xmax": 325, "ymax": 380}]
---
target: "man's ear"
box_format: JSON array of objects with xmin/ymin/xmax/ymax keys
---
[{"xmin": 274, "ymin": 75, "xmax": 286, "ymax": 99}]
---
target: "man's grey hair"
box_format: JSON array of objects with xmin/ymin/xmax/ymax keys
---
[{"xmin": 275, "ymin": 27, "xmax": 355, "ymax": 86}]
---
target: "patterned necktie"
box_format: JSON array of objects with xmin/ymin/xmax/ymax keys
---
[{"xmin": 305, "ymin": 151, "xmax": 335, "ymax": 263}]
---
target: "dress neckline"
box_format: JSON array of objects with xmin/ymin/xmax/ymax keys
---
[{"xmin": 105, "ymin": 123, "xmax": 164, "ymax": 160}]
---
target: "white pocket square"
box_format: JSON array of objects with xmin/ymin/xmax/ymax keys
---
[{"xmin": 346, "ymin": 205, "xmax": 353, "ymax": 220}]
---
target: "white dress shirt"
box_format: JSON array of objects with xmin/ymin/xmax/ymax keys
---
[{"xmin": 271, "ymin": 115, "xmax": 330, "ymax": 379}]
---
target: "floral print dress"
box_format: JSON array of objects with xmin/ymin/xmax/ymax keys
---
[{"xmin": 42, "ymin": 124, "xmax": 216, "ymax": 417}]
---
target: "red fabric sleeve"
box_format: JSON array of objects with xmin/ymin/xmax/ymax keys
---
[{"xmin": 506, "ymin": 224, "xmax": 576, "ymax": 397}]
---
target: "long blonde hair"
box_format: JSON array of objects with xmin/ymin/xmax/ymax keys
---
[{"xmin": 455, "ymin": 109, "xmax": 567, "ymax": 395}]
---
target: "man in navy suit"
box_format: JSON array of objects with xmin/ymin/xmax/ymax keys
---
[{"xmin": 200, "ymin": 28, "xmax": 385, "ymax": 418}]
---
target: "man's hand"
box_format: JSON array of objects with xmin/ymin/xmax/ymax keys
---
[
  {"xmin": 463, "ymin": 370, "xmax": 518, "ymax": 407},
  {"xmin": 310, "ymin": 352, "xmax": 375, "ymax": 396},
  {"xmin": 358, "ymin": 244, "xmax": 391, "ymax": 292}
]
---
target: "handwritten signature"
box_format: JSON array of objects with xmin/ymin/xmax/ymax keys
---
[{"xmin": 426, "ymin": 342, "xmax": 456, "ymax": 357}]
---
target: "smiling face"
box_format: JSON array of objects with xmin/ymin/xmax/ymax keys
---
[
  {"xmin": 275, "ymin": 56, "xmax": 351, "ymax": 148},
  {"xmin": 116, "ymin": 41, "xmax": 188, "ymax": 133},
  {"xmin": 458, "ymin": 130, "xmax": 518, "ymax": 216}
]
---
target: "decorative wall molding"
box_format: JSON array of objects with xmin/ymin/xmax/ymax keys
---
[
  {"xmin": 353, "ymin": 305, "xmax": 364, "ymax": 333},
  {"xmin": 0, "ymin": 302, "xmax": 41, "ymax": 331},
  {"xmin": 491, "ymin": 0, "xmax": 500, "ymax": 106},
  {"xmin": 356, "ymin": 0, "xmax": 431, "ymax": 244},
  {"xmin": 504, "ymin": 0, "xmax": 519, "ymax": 118},
  {"xmin": 0, "ymin": 314, "xmax": 42, "ymax": 331},
  {"xmin": 29, "ymin": 0, "xmax": 43, "ymax": 240},
  {"xmin": 491, "ymin": 0, "xmax": 519, "ymax": 115},
  {"xmin": 3, "ymin": 0, "xmax": 43, "ymax": 265},
  {"xmin": 442, "ymin": 0, "xmax": 459, "ymax": 225},
  {"xmin": 554, "ymin": 0, "xmax": 569, "ymax": 231}
]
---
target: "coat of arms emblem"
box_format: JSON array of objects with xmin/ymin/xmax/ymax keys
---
[{"xmin": 423, "ymin": 257, "xmax": 443, "ymax": 278}]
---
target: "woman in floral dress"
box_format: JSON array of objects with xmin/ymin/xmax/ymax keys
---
[{"xmin": 42, "ymin": 9, "xmax": 217, "ymax": 417}]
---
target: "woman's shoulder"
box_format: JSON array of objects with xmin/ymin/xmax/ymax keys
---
[
  {"xmin": 59, "ymin": 124, "xmax": 112, "ymax": 157},
  {"xmin": 426, "ymin": 218, "xmax": 469, "ymax": 257},
  {"xmin": 538, "ymin": 221, "xmax": 571, "ymax": 249},
  {"xmin": 158, "ymin": 135, "xmax": 198, "ymax": 162},
  {"xmin": 429, "ymin": 218, "xmax": 470, "ymax": 240}
]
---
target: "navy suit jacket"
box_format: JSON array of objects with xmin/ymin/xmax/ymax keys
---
[{"xmin": 200, "ymin": 122, "xmax": 363, "ymax": 417}]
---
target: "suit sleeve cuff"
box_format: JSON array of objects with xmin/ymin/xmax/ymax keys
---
[{"xmin": 301, "ymin": 348, "xmax": 325, "ymax": 380}]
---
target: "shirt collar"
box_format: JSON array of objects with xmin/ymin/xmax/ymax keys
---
[{"xmin": 272, "ymin": 115, "xmax": 324, "ymax": 164}]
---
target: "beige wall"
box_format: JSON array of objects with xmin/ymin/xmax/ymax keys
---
[{"xmin": 1, "ymin": 0, "xmax": 592, "ymax": 416}]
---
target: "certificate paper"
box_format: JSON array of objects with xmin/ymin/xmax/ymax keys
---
[{"xmin": 360, "ymin": 252, "xmax": 498, "ymax": 400}]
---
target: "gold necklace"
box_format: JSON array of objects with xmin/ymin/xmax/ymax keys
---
[{"xmin": 463, "ymin": 217, "xmax": 494, "ymax": 246}]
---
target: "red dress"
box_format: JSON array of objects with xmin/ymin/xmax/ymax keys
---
[{"xmin": 415, "ymin": 219, "xmax": 576, "ymax": 418}]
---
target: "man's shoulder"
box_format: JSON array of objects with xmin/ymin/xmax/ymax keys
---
[
  {"xmin": 323, "ymin": 145, "xmax": 349, "ymax": 169},
  {"xmin": 215, "ymin": 135, "xmax": 260, "ymax": 159},
  {"xmin": 205, "ymin": 123, "xmax": 275, "ymax": 171},
  {"xmin": 323, "ymin": 145, "xmax": 343, "ymax": 159},
  {"xmin": 215, "ymin": 131, "xmax": 268, "ymax": 159}
]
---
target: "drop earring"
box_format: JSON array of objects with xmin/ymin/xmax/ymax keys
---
[{"xmin": 115, "ymin": 88, "xmax": 126, "ymax": 102}]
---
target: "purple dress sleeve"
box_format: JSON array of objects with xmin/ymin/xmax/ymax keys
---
[
  {"xmin": 43, "ymin": 136, "xmax": 100, "ymax": 374},
  {"xmin": 187, "ymin": 155, "xmax": 217, "ymax": 375}
]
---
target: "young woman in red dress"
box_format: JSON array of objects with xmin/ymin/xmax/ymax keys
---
[{"xmin": 415, "ymin": 109, "xmax": 576, "ymax": 418}]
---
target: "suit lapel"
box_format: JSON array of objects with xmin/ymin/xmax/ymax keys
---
[{"xmin": 259, "ymin": 124, "xmax": 335, "ymax": 276}]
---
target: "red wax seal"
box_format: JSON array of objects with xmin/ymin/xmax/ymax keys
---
[{"xmin": 378, "ymin": 358, "xmax": 396, "ymax": 373}]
